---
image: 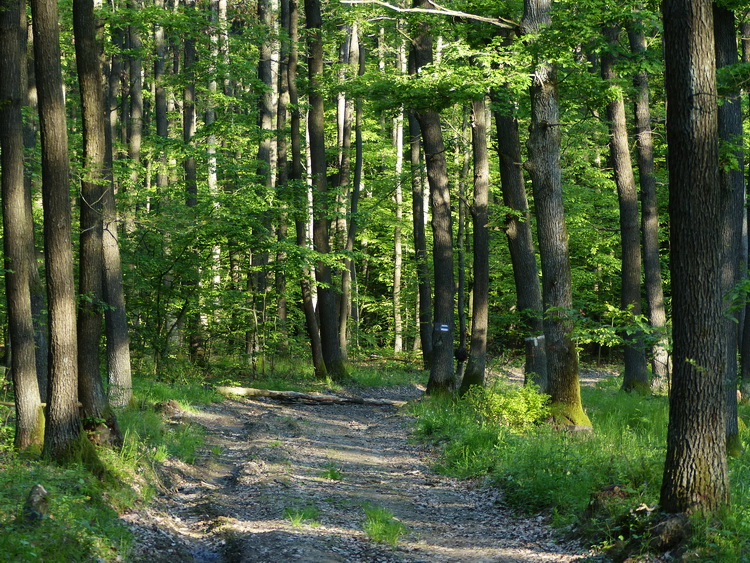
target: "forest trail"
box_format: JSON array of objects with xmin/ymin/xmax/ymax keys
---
[{"xmin": 122, "ymin": 384, "xmax": 595, "ymax": 562}]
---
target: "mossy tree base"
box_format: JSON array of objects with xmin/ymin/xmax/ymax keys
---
[{"xmin": 550, "ymin": 402, "xmax": 592, "ymax": 428}]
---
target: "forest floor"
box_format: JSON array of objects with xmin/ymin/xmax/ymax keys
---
[{"xmin": 121, "ymin": 375, "xmax": 608, "ymax": 562}]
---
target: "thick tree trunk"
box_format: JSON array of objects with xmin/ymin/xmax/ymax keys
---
[
  {"xmin": 460, "ymin": 98, "xmax": 490, "ymax": 392},
  {"xmin": 492, "ymin": 103, "xmax": 547, "ymax": 391},
  {"xmin": 305, "ymin": 0, "xmax": 348, "ymax": 380},
  {"xmin": 31, "ymin": 0, "xmax": 82, "ymax": 460},
  {"xmin": 523, "ymin": 0, "xmax": 588, "ymax": 425},
  {"xmin": 417, "ymin": 109, "xmax": 455, "ymax": 394},
  {"xmin": 601, "ymin": 26, "xmax": 649, "ymax": 394},
  {"xmin": 412, "ymin": 0, "xmax": 454, "ymax": 394},
  {"xmin": 714, "ymin": 6, "xmax": 744, "ymax": 457},
  {"xmin": 628, "ymin": 19, "xmax": 670, "ymax": 388},
  {"xmin": 1, "ymin": 0, "xmax": 45, "ymax": 450},
  {"xmin": 288, "ymin": 0, "xmax": 326, "ymax": 378},
  {"xmin": 408, "ymin": 111, "xmax": 433, "ymax": 369},
  {"xmin": 660, "ymin": 0, "xmax": 728, "ymax": 513},
  {"xmin": 73, "ymin": 0, "xmax": 109, "ymax": 421}
]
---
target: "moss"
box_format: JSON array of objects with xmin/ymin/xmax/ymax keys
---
[
  {"xmin": 726, "ymin": 432, "xmax": 743, "ymax": 458},
  {"xmin": 550, "ymin": 401, "xmax": 592, "ymax": 427}
]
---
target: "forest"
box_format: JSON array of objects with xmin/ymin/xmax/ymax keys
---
[{"xmin": 1, "ymin": 0, "xmax": 750, "ymax": 559}]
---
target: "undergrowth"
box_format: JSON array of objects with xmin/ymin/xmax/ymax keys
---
[
  {"xmin": 0, "ymin": 373, "xmax": 218, "ymax": 561},
  {"xmin": 411, "ymin": 374, "xmax": 750, "ymax": 561}
]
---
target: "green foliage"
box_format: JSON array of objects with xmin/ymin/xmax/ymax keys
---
[
  {"xmin": 284, "ymin": 505, "xmax": 321, "ymax": 527},
  {"xmin": 361, "ymin": 504, "xmax": 408, "ymax": 546},
  {"xmin": 319, "ymin": 463, "xmax": 343, "ymax": 481},
  {"xmin": 462, "ymin": 381, "xmax": 550, "ymax": 429}
]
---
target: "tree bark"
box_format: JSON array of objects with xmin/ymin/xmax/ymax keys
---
[
  {"xmin": 492, "ymin": 101, "xmax": 547, "ymax": 391},
  {"xmin": 412, "ymin": 0, "xmax": 454, "ymax": 394},
  {"xmin": 628, "ymin": 15, "xmax": 670, "ymax": 388},
  {"xmin": 408, "ymin": 110, "xmax": 433, "ymax": 369},
  {"xmin": 460, "ymin": 98, "xmax": 490, "ymax": 392},
  {"xmin": 659, "ymin": 0, "xmax": 728, "ymax": 513},
  {"xmin": 739, "ymin": 21, "xmax": 750, "ymax": 404},
  {"xmin": 31, "ymin": 0, "xmax": 82, "ymax": 460},
  {"xmin": 522, "ymin": 0, "xmax": 588, "ymax": 425},
  {"xmin": 73, "ymin": 0, "xmax": 108, "ymax": 421},
  {"xmin": 305, "ymin": 0, "xmax": 348, "ymax": 380},
  {"xmin": 1, "ymin": 0, "xmax": 45, "ymax": 450},
  {"xmin": 714, "ymin": 5, "xmax": 744, "ymax": 457},
  {"xmin": 601, "ymin": 26, "xmax": 649, "ymax": 394},
  {"xmin": 103, "ymin": 20, "xmax": 132, "ymax": 408},
  {"xmin": 288, "ymin": 0, "xmax": 326, "ymax": 378}
]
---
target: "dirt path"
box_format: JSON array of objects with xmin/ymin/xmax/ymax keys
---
[{"xmin": 122, "ymin": 385, "xmax": 596, "ymax": 562}]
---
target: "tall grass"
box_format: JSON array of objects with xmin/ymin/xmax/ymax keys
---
[{"xmin": 411, "ymin": 375, "xmax": 750, "ymax": 559}]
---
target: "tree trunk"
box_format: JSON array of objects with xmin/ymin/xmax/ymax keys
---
[
  {"xmin": 182, "ymin": 0, "xmax": 204, "ymax": 365},
  {"xmin": 73, "ymin": 0, "xmax": 108, "ymax": 421},
  {"xmin": 739, "ymin": 21, "xmax": 750, "ymax": 404},
  {"xmin": 1, "ymin": 0, "xmax": 45, "ymax": 450},
  {"xmin": 628, "ymin": 16, "xmax": 670, "ymax": 389},
  {"xmin": 455, "ymin": 111, "xmax": 470, "ymax": 382},
  {"xmin": 408, "ymin": 111, "xmax": 433, "ymax": 369},
  {"xmin": 714, "ymin": 5, "xmax": 744, "ymax": 457},
  {"xmin": 288, "ymin": 0, "xmax": 326, "ymax": 378},
  {"xmin": 126, "ymin": 0, "xmax": 143, "ymax": 234},
  {"xmin": 492, "ymin": 101, "xmax": 547, "ymax": 391},
  {"xmin": 659, "ymin": 0, "xmax": 728, "ymax": 513},
  {"xmin": 31, "ymin": 0, "xmax": 82, "ymax": 460},
  {"xmin": 522, "ymin": 0, "xmax": 588, "ymax": 425},
  {"xmin": 305, "ymin": 0, "xmax": 348, "ymax": 380},
  {"xmin": 460, "ymin": 98, "xmax": 490, "ymax": 392},
  {"xmin": 412, "ymin": 0, "xmax": 454, "ymax": 394},
  {"xmin": 103, "ymin": 21, "xmax": 132, "ymax": 408},
  {"xmin": 338, "ymin": 23, "xmax": 361, "ymax": 359},
  {"xmin": 601, "ymin": 26, "xmax": 649, "ymax": 394}
]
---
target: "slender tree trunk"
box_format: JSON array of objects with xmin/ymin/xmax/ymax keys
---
[
  {"xmin": 492, "ymin": 101, "xmax": 547, "ymax": 390},
  {"xmin": 341, "ymin": 26, "xmax": 363, "ymax": 359},
  {"xmin": 1, "ymin": 0, "xmax": 44, "ymax": 450},
  {"xmin": 73, "ymin": 0, "xmax": 109, "ymax": 422},
  {"xmin": 455, "ymin": 111, "xmax": 470, "ymax": 381},
  {"xmin": 21, "ymin": 16, "xmax": 49, "ymax": 403},
  {"xmin": 305, "ymin": 0, "xmax": 348, "ymax": 380},
  {"xmin": 523, "ymin": 0, "xmax": 588, "ymax": 425},
  {"xmin": 601, "ymin": 26, "xmax": 649, "ymax": 394},
  {"xmin": 628, "ymin": 15, "xmax": 670, "ymax": 388},
  {"xmin": 182, "ymin": 0, "xmax": 204, "ymax": 364},
  {"xmin": 103, "ymin": 22, "xmax": 132, "ymax": 408},
  {"xmin": 714, "ymin": 5, "xmax": 744, "ymax": 457},
  {"xmin": 337, "ymin": 24, "xmax": 359, "ymax": 358},
  {"xmin": 460, "ymin": 98, "xmax": 490, "ymax": 392},
  {"xmin": 393, "ymin": 107, "xmax": 405, "ymax": 354},
  {"xmin": 31, "ymin": 0, "xmax": 82, "ymax": 460},
  {"xmin": 739, "ymin": 21, "xmax": 750, "ymax": 404},
  {"xmin": 408, "ymin": 110, "xmax": 433, "ymax": 369},
  {"xmin": 288, "ymin": 0, "xmax": 325, "ymax": 378},
  {"xmin": 126, "ymin": 0, "xmax": 143, "ymax": 233},
  {"xmin": 660, "ymin": 0, "xmax": 728, "ymax": 513}
]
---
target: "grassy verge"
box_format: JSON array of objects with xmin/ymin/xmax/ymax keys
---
[
  {"xmin": 410, "ymin": 374, "xmax": 750, "ymax": 561},
  {"xmin": 0, "ymin": 375, "xmax": 221, "ymax": 561}
]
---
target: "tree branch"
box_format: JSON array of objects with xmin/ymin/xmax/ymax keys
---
[{"xmin": 340, "ymin": 0, "xmax": 518, "ymax": 30}]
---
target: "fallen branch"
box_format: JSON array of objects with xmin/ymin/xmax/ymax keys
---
[{"xmin": 216, "ymin": 386, "xmax": 408, "ymax": 407}]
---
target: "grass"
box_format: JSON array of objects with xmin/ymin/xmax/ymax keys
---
[
  {"xmin": 284, "ymin": 505, "xmax": 321, "ymax": 527},
  {"xmin": 362, "ymin": 504, "xmax": 408, "ymax": 546},
  {"xmin": 319, "ymin": 463, "xmax": 343, "ymax": 481},
  {"xmin": 410, "ymin": 372, "xmax": 750, "ymax": 560}
]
